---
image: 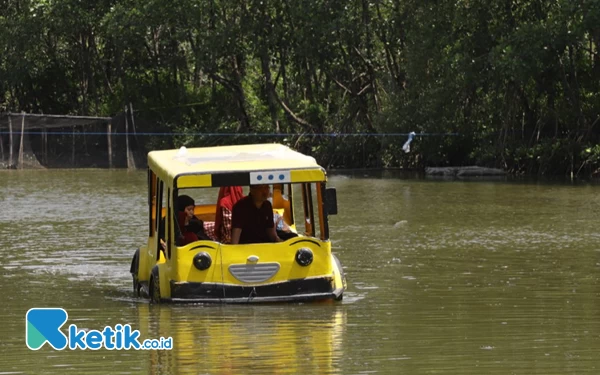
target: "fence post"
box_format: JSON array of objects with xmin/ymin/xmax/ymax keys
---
[
  {"xmin": 8, "ymin": 114, "xmax": 13, "ymax": 168},
  {"xmin": 43, "ymin": 126, "xmax": 47, "ymax": 165},
  {"xmin": 72, "ymin": 126, "xmax": 75, "ymax": 167},
  {"xmin": 129, "ymin": 102, "xmax": 138, "ymax": 167},
  {"xmin": 125, "ymin": 105, "xmax": 134, "ymax": 169},
  {"xmin": 18, "ymin": 113, "xmax": 25, "ymax": 169},
  {"xmin": 107, "ymin": 122, "xmax": 113, "ymax": 168}
]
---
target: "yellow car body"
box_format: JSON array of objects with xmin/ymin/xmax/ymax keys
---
[{"xmin": 130, "ymin": 143, "xmax": 346, "ymax": 303}]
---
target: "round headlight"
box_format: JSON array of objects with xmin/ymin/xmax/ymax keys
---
[
  {"xmin": 193, "ymin": 252, "xmax": 212, "ymax": 270},
  {"xmin": 295, "ymin": 248, "xmax": 313, "ymax": 266}
]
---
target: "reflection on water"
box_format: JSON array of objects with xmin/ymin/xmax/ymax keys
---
[
  {"xmin": 1, "ymin": 170, "xmax": 600, "ymax": 374},
  {"xmin": 140, "ymin": 304, "xmax": 346, "ymax": 375}
]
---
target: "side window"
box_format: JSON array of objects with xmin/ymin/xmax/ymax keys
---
[
  {"xmin": 316, "ymin": 182, "xmax": 329, "ymax": 240},
  {"xmin": 298, "ymin": 182, "xmax": 328, "ymax": 240},
  {"xmin": 166, "ymin": 188, "xmax": 172, "ymax": 259},
  {"xmin": 148, "ymin": 170, "xmax": 155, "ymax": 237},
  {"xmin": 154, "ymin": 179, "xmax": 164, "ymax": 259},
  {"xmin": 301, "ymin": 183, "xmax": 315, "ymax": 237},
  {"xmin": 285, "ymin": 183, "xmax": 295, "ymax": 226}
]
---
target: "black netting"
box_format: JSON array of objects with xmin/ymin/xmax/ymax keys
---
[{"xmin": 0, "ymin": 112, "xmax": 145, "ymax": 169}]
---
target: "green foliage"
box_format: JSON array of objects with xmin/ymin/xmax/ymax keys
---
[{"xmin": 0, "ymin": 0, "xmax": 599, "ymax": 175}]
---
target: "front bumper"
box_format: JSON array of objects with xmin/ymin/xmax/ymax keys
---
[{"xmin": 167, "ymin": 276, "xmax": 343, "ymax": 303}]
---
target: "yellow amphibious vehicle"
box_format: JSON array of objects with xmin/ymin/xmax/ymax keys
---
[{"xmin": 130, "ymin": 143, "xmax": 346, "ymax": 303}]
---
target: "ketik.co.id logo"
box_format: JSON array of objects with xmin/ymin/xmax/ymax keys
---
[
  {"xmin": 26, "ymin": 308, "xmax": 68, "ymax": 350},
  {"xmin": 26, "ymin": 308, "xmax": 172, "ymax": 350}
]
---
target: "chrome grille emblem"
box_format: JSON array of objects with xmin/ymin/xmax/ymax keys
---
[{"xmin": 229, "ymin": 263, "xmax": 280, "ymax": 283}]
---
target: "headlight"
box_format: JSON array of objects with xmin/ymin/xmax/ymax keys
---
[
  {"xmin": 295, "ymin": 248, "xmax": 313, "ymax": 266},
  {"xmin": 193, "ymin": 252, "xmax": 212, "ymax": 271}
]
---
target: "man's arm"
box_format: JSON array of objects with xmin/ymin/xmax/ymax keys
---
[
  {"xmin": 231, "ymin": 228, "xmax": 242, "ymax": 244},
  {"xmin": 267, "ymin": 226, "xmax": 282, "ymax": 242}
]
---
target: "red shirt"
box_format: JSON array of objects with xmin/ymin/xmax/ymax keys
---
[{"xmin": 231, "ymin": 195, "xmax": 274, "ymax": 244}]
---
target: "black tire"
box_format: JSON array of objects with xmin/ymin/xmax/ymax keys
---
[
  {"xmin": 333, "ymin": 254, "xmax": 346, "ymax": 301},
  {"xmin": 150, "ymin": 266, "xmax": 161, "ymax": 304},
  {"xmin": 130, "ymin": 249, "xmax": 141, "ymax": 297},
  {"xmin": 132, "ymin": 274, "xmax": 141, "ymax": 296}
]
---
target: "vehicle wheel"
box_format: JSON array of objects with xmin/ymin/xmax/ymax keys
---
[
  {"xmin": 130, "ymin": 249, "xmax": 141, "ymax": 297},
  {"xmin": 132, "ymin": 274, "xmax": 141, "ymax": 296},
  {"xmin": 150, "ymin": 266, "xmax": 161, "ymax": 304},
  {"xmin": 333, "ymin": 254, "xmax": 346, "ymax": 301}
]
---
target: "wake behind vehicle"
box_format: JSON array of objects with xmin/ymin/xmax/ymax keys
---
[{"xmin": 130, "ymin": 143, "xmax": 346, "ymax": 303}]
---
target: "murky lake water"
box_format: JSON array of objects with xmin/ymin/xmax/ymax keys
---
[{"xmin": 1, "ymin": 170, "xmax": 599, "ymax": 374}]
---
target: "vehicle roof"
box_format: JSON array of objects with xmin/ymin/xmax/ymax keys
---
[{"xmin": 148, "ymin": 143, "xmax": 326, "ymax": 187}]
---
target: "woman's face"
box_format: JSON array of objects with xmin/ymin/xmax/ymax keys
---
[{"xmin": 184, "ymin": 205, "xmax": 195, "ymax": 220}]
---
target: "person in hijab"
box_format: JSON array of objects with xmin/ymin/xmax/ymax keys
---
[{"xmin": 176, "ymin": 195, "xmax": 210, "ymax": 245}]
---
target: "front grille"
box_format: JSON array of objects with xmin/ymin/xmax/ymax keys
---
[{"xmin": 229, "ymin": 263, "xmax": 280, "ymax": 283}]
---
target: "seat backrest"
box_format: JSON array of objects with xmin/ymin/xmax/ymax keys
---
[{"xmin": 272, "ymin": 187, "xmax": 292, "ymax": 225}]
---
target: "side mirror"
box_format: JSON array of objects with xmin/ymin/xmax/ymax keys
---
[{"xmin": 324, "ymin": 188, "xmax": 338, "ymax": 215}]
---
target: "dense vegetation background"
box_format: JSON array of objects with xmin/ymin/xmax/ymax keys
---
[{"xmin": 1, "ymin": 0, "xmax": 599, "ymax": 175}]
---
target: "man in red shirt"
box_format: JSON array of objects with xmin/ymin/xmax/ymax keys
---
[{"xmin": 231, "ymin": 184, "xmax": 282, "ymax": 244}]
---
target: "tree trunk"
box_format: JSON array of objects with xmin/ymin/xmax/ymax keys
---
[{"xmin": 260, "ymin": 48, "xmax": 280, "ymax": 133}]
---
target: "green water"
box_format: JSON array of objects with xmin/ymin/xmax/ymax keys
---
[{"xmin": 1, "ymin": 170, "xmax": 599, "ymax": 374}]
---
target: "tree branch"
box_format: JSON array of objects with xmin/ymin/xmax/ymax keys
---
[
  {"xmin": 331, "ymin": 77, "xmax": 353, "ymax": 95},
  {"xmin": 273, "ymin": 93, "xmax": 314, "ymax": 131}
]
